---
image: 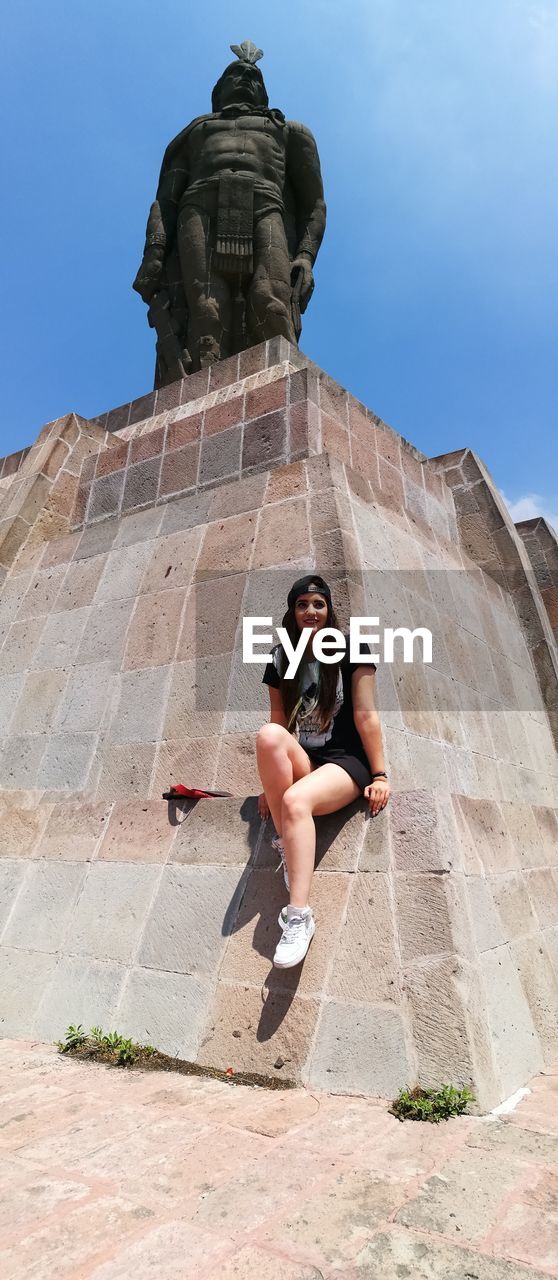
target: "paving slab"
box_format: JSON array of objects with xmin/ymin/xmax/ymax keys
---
[
  {"xmin": 395, "ymin": 1143, "xmax": 524, "ymax": 1242},
  {"xmin": 487, "ymin": 1167, "xmax": 558, "ymax": 1270},
  {"xmin": 344, "ymin": 1228, "xmax": 553, "ymax": 1279},
  {"xmin": 508, "ymin": 1079, "xmax": 558, "ymax": 1136},
  {"xmin": 467, "ymin": 1115, "xmax": 558, "ymax": 1164},
  {"xmin": 0, "ymin": 1040, "xmax": 556, "ymax": 1280},
  {"xmin": 87, "ymin": 1221, "xmax": 231, "ymax": 1280},
  {"xmin": 258, "ymin": 1169, "xmax": 406, "ymax": 1268},
  {"xmin": 205, "ymin": 1246, "xmax": 323, "ymax": 1280},
  {"xmin": 0, "ymin": 1193, "xmax": 160, "ymax": 1280},
  {"xmin": 96, "ymin": 1124, "xmax": 274, "ymax": 1215}
]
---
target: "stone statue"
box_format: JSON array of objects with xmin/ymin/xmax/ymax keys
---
[{"xmin": 133, "ymin": 41, "xmax": 326, "ymax": 385}]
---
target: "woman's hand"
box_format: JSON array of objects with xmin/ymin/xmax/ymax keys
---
[
  {"xmin": 258, "ymin": 792, "xmax": 271, "ymax": 820},
  {"xmin": 363, "ymin": 777, "xmax": 391, "ymax": 817}
]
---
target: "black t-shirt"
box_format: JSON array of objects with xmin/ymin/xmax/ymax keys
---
[{"xmin": 262, "ymin": 634, "xmax": 376, "ymax": 763}]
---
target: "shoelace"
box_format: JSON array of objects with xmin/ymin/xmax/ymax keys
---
[
  {"xmin": 271, "ymin": 835, "xmax": 287, "ymax": 875},
  {"xmin": 281, "ymin": 914, "xmax": 307, "ymax": 945}
]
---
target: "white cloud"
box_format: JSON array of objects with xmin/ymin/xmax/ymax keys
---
[
  {"xmin": 501, "ymin": 491, "xmax": 558, "ymax": 534},
  {"xmin": 523, "ymin": 1, "xmax": 558, "ymax": 90}
]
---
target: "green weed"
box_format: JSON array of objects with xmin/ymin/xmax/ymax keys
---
[
  {"xmin": 56, "ymin": 1024, "xmax": 156, "ymax": 1067},
  {"xmin": 391, "ymin": 1083, "xmax": 475, "ymax": 1122},
  {"xmin": 54, "ymin": 1023, "xmax": 295, "ymax": 1089},
  {"xmin": 55, "ymin": 1023, "xmax": 88, "ymax": 1052}
]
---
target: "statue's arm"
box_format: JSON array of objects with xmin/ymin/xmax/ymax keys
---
[
  {"xmin": 133, "ymin": 138, "xmax": 189, "ymax": 303},
  {"xmin": 286, "ymin": 122, "xmax": 326, "ymax": 266},
  {"xmin": 285, "ymin": 122, "xmax": 326, "ymax": 314}
]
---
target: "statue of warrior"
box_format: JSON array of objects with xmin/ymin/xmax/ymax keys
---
[{"xmin": 133, "ymin": 41, "xmax": 326, "ymax": 385}]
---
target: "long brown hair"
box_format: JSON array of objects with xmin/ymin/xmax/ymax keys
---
[{"xmin": 276, "ymin": 595, "xmax": 342, "ymax": 733}]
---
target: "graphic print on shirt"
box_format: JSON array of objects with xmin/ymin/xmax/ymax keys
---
[{"xmin": 271, "ymin": 650, "xmax": 344, "ymax": 748}]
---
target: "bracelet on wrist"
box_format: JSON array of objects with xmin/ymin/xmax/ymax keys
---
[{"xmin": 371, "ymin": 771, "xmax": 388, "ymax": 780}]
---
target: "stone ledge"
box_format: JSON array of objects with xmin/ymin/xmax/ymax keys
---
[{"xmin": 69, "ymin": 365, "xmax": 456, "ymax": 554}]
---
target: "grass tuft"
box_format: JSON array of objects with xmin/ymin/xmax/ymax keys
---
[
  {"xmin": 56, "ymin": 1024, "xmax": 155, "ymax": 1067},
  {"xmin": 55, "ymin": 1024, "xmax": 296, "ymax": 1089},
  {"xmin": 390, "ymin": 1083, "xmax": 475, "ymax": 1123}
]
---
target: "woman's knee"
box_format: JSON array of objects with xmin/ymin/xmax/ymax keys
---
[
  {"xmin": 281, "ymin": 782, "xmax": 312, "ymax": 822},
  {"xmin": 256, "ymin": 722, "xmax": 289, "ymax": 755}
]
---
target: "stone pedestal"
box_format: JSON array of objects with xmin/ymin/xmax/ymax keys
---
[{"xmin": 0, "ymin": 339, "xmax": 557, "ymax": 1108}]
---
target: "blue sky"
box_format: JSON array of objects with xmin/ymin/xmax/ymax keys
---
[{"xmin": 2, "ymin": 0, "xmax": 557, "ymax": 526}]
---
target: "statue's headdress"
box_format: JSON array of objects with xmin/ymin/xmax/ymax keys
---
[
  {"xmin": 212, "ymin": 40, "xmax": 269, "ymax": 112},
  {"xmin": 229, "ymin": 40, "xmax": 264, "ymax": 65}
]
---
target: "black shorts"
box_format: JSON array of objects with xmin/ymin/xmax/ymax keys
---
[{"xmin": 305, "ymin": 744, "xmax": 372, "ymax": 792}]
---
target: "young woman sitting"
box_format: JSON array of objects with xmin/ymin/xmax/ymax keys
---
[{"xmin": 257, "ymin": 574, "xmax": 390, "ymax": 969}]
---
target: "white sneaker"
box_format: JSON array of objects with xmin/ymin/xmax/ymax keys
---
[
  {"xmin": 271, "ymin": 835, "xmax": 289, "ymax": 890},
  {"xmin": 273, "ymin": 907, "xmax": 315, "ymax": 968}
]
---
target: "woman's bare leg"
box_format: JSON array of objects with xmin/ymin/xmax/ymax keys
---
[
  {"xmin": 255, "ymin": 724, "xmax": 315, "ymax": 835},
  {"xmin": 281, "ymin": 764, "xmax": 361, "ymax": 907}
]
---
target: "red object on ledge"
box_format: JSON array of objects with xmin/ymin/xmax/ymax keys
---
[{"xmin": 162, "ymin": 784, "xmax": 233, "ymax": 800}]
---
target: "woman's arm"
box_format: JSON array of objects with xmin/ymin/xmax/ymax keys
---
[
  {"xmin": 351, "ymin": 667, "xmax": 390, "ymax": 816},
  {"xmin": 352, "ymin": 668, "xmax": 385, "ymax": 771},
  {"xmin": 268, "ymin": 685, "xmax": 288, "ymax": 729}
]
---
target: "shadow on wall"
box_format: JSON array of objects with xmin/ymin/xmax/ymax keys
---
[{"xmin": 169, "ymin": 793, "xmax": 371, "ymax": 1043}]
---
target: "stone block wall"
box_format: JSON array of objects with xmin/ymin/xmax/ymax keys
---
[
  {"xmin": 0, "ymin": 339, "xmax": 557, "ymax": 1108},
  {"xmin": 516, "ymin": 517, "xmax": 558, "ymax": 646},
  {"xmin": 0, "ymin": 447, "xmax": 30, "ymax": 481},
  {"xmin": 431, "ymin": 452, "xmax": 558, "ymax": 744},
  {"xmin": 2, "ymin": 790, "xmax": 557, "ymax": 1110}
]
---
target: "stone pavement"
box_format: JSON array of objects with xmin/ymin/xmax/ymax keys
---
[{"xmin": 0, "ymin": 1041, "xmax": 557, "ymax": 1280}]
